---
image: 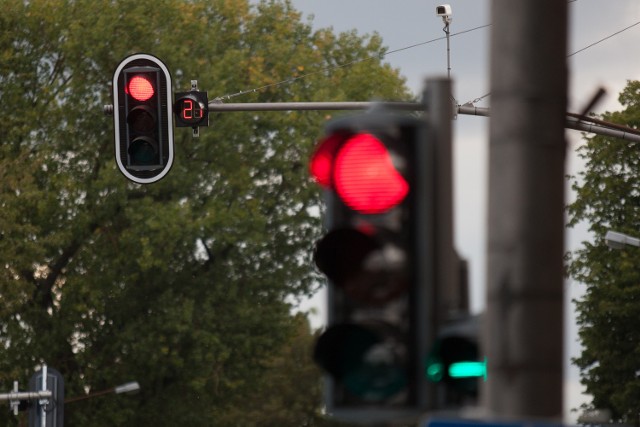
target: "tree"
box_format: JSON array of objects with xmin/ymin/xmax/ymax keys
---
[
  {"xmin": 568, "ymin": 80, "xmax": 640, "ymax": 422},
  {"xmin": 0, "ymin": 0, "xmax": 411, "ymax": 425},
  {"xmin": 215, "ymin": 314, "xmax": 358, "ymax": 427}
]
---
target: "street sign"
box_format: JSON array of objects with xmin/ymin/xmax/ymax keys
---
[{"xmin": 28, "ymin": 367, "xmax": 64, "ymax": 427}]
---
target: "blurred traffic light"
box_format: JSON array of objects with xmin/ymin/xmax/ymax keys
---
[
  {"xmin": 310, "ymin": 110, "xmax": 435, "ymax": 423},
  {"xmin": 112, "ymin": 53, "xmax": 174, "ymax": 184},
  {"xmin": 426, "ymin": 314, "xmax": 484, "ymax": 408}
]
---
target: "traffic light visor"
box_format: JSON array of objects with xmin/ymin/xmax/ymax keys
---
[{"xmin": 310, "ymin": 133, "xmax": 344, "ymax": 187}]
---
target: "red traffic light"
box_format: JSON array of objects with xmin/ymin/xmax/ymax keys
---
[
  {"xmin": 127, "ymin": 75, "xmax": 155, "ymax": 101},
  {"xmin": 311, "ymin": 112, "xmax": 433, "ymax": 419},
  {"xmin": 112, "ymin": 53, "xmax": 174, "ymax": 184}
]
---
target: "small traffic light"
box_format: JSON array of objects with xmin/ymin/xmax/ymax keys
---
[
  {"xmin": 310, "ymin": 110, "xmax": 435, "ymax": 423},
  {"xmin": 426, "ymin": 314, "xmax": 484, "ymax": 408},
  {"xmin": 112, "ymin": 53, "xmax": 174, "ymax": 184}
]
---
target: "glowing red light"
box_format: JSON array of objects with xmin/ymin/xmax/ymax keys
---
[
  {"xmin": 128, "ymin": 75, "xmax": 155, "ymax": 101},
  {"xmin": 309, "ymin": 133, "xmax": 344, "ymax": 188},
  {"xmin": 333, "ymin": 133, "xmax": 408, "ymax": 214}
]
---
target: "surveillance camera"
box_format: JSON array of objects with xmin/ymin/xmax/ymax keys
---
[{"xmin": 436, "ymin": 4, "xmax": 452, "ymax": 17}]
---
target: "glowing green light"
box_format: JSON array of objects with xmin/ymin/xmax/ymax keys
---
[{"xmin": 448, "ymin": 358, "xmax": 487, "ymax": 381}]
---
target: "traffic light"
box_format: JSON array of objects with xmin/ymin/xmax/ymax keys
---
[
  {"xmin": 310, "ymin": 110, "xmax": 435, "ymax": 423},
  {"xmin": 112, "ymin": 53, "xmax": 174, "ymax": 184},
  {"xmin": 426, "ymin": 314, "xmax": 484, "ymax": 408}
]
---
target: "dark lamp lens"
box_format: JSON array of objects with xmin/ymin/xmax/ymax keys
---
[
  {"xmin": 128, "ymin": 136, "xmax": 158, "ymax": 165},
  {"xmin": 314, "ymin": 228, "xmax": 408, "ymax": 304},
  {"xmin": 127, "ymin": 105, "xmax": 156, "ymax": 133},
  {"xmin": 314, "ymin": 324, "xmax": 407, "ymax": 401}
]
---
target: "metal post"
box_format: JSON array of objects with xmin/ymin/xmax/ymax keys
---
[
  {"xmin": 40, "ymin": 365, "xmax": 47, "ymax": 427},
  {"xmin": 444, "ymin": 23, "xmax": 452, "ymax": 80},
  {"xmin": 485, "ymin": 0, "xmax": 567, "ymax": 418},
  {"xmin": 423, "ymin": 77, "xmax": 458, "ymax": 336}
]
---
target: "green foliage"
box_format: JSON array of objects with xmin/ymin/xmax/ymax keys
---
[
  {"xmin": 0, "ymin": 0, "xmax": 410, "ymax": 425},
  {"xmin": 568, "ymin": 80, "xmax": 640, "ymax": 421}
]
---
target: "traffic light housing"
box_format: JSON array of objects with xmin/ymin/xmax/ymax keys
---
[
  {"xmin": 310, "ymin": 110, "xmax": 435, "ymax": 423},
  {"xmin": 112, "ymin": 53, "xmax": 174, "ymax": 184},
  {"xmin": 174, "ymin": 90, "xmax": 209, "ymax": 128},
  {"xmin": 426, "ymin": 314, "xmax": 484, "ymax": 409}
]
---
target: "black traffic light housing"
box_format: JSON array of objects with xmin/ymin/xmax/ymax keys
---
[
  {"xmin": 310, "ymin": 110, "xmax": 436, "ymax": 423},
  {"xmin": 112, "ymin": 53, "xmax": 174, "ymax": 184},
  {"xmin": 174, "ymin": 90, "xmax": 209, "ymax": 128},
  {"xmin": 426, "ymin": 314, "xmax": 484, "ymax": 409}
]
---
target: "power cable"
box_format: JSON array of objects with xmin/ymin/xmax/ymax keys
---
[{"xmin": 464, "ymin": 18, "xmax": 640, "ymax": 105}]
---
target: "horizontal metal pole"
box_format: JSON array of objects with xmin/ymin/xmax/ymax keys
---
[
  {"xmin": 565, "ymin": 116, "xmax": 640, "ymax": 143},
  {"xmin": 202, "ymin": 101, "xmax": 640, "ymax": 142},
  {"xmin": 458, "ymin": 105, "xmax": 640, "ymax": 143},
  {"xmin": 458, "ymin": 105, "xmax": 490, "ymax": 117},
  {"xmin": 0, "ymin": 390, "xmax": 52, "ymax": 402},
  {"xmin": 207, "ymin": 101, "xmax": 422, "ymax": 112}
]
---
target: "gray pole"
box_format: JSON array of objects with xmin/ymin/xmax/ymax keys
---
[
  {"xmin": 485, "ymin": 0, "xmax": 567, "ymax": 418},
  {"xmin": 423, "ymin": 78, "xmax": 458, "ymax": 323}
]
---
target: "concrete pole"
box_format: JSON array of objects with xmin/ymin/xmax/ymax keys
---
[{"xmin": 485, "ymin": 0, "xmax": 567, "ymax": 418}]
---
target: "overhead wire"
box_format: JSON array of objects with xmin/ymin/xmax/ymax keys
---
[
  {"xmin": 213, "ymin": 1, "xmax": 638, "ymax": 105},
  {"xmin": 213, "ymin": 24, "xmax": 491, "ymax": 101},
  {"xmin": 465, "ymin": 14, "xmax": 640, "ymax": 105}
]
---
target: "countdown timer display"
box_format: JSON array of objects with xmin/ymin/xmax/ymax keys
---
[{"xmin": 174, "ymin": 91, "xmax": 209, "ymax": 127}]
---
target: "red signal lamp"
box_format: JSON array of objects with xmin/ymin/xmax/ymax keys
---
[
  {"xmin": 334, "ymin": 133, "xmax": 408, "ymax": 214},
  {"xmin": 127, "ymin": 75, "xmax": 155, "ymax": 101},
  {"xmin": 310, "ymin": 132, "xmax": 409, "ymax": 214}
]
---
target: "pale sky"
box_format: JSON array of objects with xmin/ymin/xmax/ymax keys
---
[{"xmin": 287, "ymin": 0, "xmax": 640, "ymax": 422}]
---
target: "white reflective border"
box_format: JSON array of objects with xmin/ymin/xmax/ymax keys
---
[{"xmin": 112, "ymin": 53, "xmax": 174, "ymax": 184}]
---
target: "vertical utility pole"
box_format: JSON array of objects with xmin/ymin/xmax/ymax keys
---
[{"xmin": 485, "ymin": 0, "xmax": 567, "ymax": 418}]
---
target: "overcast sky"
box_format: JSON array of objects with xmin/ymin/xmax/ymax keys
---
[{"xmin": 286, "ymin": 0, "xmax": 640, "ymax": 421}]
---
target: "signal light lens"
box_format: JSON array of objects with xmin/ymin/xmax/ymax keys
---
[
  {"xmin": 128, "ymin": 75, "xmax": 155, "ymax": 101},
  {"xmin": 314, "ymin": 324, "xmax": 408, "ymax": 401},
  {"xmin": 128, "ymin": 136, "xmax": 158, "ymax": 165},
  {"xmin": 333, "ymin": 133, "xmax": 408, "ymax": 214},
  {"xmin": 127, "ymin": 105, "xmax": 156, "ymax": 133},
  {"xmin": 314, "ymin": 227, "xmax": 408, "ymax": 304}
]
